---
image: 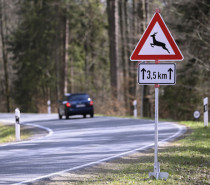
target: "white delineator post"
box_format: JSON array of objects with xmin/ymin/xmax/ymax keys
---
[
  {"xmin": 133, "ymin": 100, "xmax": 137, "ymax": 118},
  {"xmin": 15, "ymin": 108, "xmax": 20, "ymax": 141},
  {"xmin": 47, "ymin": 100, "xmax": 51, "ymax": 114},
  {"xmin": 204, "ymin": 97, "xmax": 208, "ymax": 127}
]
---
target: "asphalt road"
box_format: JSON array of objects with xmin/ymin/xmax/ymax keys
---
[{"xmin": 0, "ymin": 114, "xmax": 186, "ymax": 184}]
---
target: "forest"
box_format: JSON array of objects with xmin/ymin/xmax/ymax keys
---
[{"xmin": 0, "ymin": 0, "xmax": 209, "ymax": 120}]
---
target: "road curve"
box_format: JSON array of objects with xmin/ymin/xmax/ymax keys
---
[{"xmin": 0, "ymin": 114, "xmax": 186, "ymax": 184}]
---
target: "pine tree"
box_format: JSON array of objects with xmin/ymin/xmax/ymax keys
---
[
  {"xmin": 160, "ymin": 0, "xmax": 210, "ymax": 120},
  {"xmin": 9, "ymin": 0, "xmax": 57, "ymax": 112}
]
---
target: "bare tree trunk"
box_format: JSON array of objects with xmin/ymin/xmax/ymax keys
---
[
  {"xmin": 64, "ymin": 17, "xmax": 69, "ymax": 94},
  {"xmin": 119, "ymin": 1, "xmax": 130, "ymax": 112},
  {"xmin": 141, "ymin": 0, "xmax": 152, "ymax": 118},
  {"xmin": 55, "ymin": 3, "xmax": 61, "ymax": 100},
  {"xmin": 84, "ymin": 39, "xmax": 89, "ymax": 91},
  {"xmin": 107, "ymin": 0, "xmax": 120, "ymax": 100},
  {"xmin": 0, "ymin": 0, "xmax": 10, "ymax": 112},
  {"xmin": 69, "ymin": 58, "xmax": 74, "ymax": 93},
  {"xmin": 55, "ymin": 35, "xmax": 60, "ymax": 99},
  {"xmin": 126, "ymin": 0, "xmax": 137, "ymax": 115}
]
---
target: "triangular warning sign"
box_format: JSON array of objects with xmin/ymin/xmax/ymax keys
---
[{"xmin": 130, "ymin": 12, "xmax": 184, "ymax": 61}]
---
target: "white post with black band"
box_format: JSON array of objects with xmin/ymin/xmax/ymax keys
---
[
  {"xmin": 204, "ymin": 97, "xmax": 208, "ymax": 127},
  {"xmin": 15, "ymin": 108, "xmax": 20, "ymax": 141}
]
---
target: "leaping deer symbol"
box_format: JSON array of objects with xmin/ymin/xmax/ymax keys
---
[{"xmin": 150, "ymin": 32, "xmax": 170, "ymax": 54}]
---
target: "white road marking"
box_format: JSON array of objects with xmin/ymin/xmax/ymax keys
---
[
  {"xmin": 0, "ymin": 115, "xmax": 186, "ymax": 184},
  {"xmin": 0, "ymin": 123, "xmax": 53, "ymax": 147},
  {"xmin": 13, "ymin": 143, "xmax": 154, "ymax": 185},
  {"xmin": 159, "ymin": 122, "xmax": 186, "ymax": 144},
  {"xmin": 12, "ymin": 121, "xmax": 186, "ymax": 185}
]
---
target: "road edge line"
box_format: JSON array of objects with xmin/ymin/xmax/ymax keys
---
[
  {"xmin": 14, "ymin": 122, "xmax": 186, "ymax": 185},
  {"xmin": 0, "ymin": 123, "xmax": 53, "ymax": 147}
]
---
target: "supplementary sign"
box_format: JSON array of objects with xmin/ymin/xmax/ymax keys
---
[
  {"xmin": 138, "ymin": 63, "xmax": 176, "ymax": 85},
  {"xmin": 130, "ymin": 12, "xmax": 183, "ymax": 61}
]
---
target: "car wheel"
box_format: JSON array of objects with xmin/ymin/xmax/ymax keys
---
[
  {"xmin": 59, "ymin": 114, "xmax": 62, "ymax": 119},
  {"xmin": 65, "ymin": 114, "xmax": 69, "ymax": 119},
  {"xmin": 90, "ymin": 113, "xmax": 94, "ymax": 118},
  {"xmin": 83, "ymin": 114, "xmax": 86, "ymax": 118}
]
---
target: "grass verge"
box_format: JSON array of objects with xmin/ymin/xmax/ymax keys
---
[
  {"xmin": 0, "ymin": 123, "xmax": 32, "ymax": 143},
  {"xmin": 38, "ymin": 121, "xmax": 209, "ymax": 185}
]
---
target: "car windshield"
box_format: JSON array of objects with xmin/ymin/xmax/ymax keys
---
[{"xmin": 68, "ymin": 94, "xmax": 89, "ymax": 101}]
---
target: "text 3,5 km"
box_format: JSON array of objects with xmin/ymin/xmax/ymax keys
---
[{"xmin": 141, "ymin": 68, "xmax": 173, "ymax": 80}]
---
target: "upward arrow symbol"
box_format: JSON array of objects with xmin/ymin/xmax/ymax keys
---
[
  {"xmin": 141, "ymin": 68, "xmax": 146, "ymax": 79},
  {"xmin": 168, "ymin": 68, "xmax": 173, "ymax": 80}
]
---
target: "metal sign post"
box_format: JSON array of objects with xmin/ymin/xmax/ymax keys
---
[
  {"xmin": 148, "ymin": 61, "xmax": 169, "ymax": 180},
  {"xmin": 149, "ymin": 87, "xmax": 169, "ymax": 180},
  {"xmin": 130, "ymin": 9, "xmax": 183, "ymax": 181},
  {"xmin": 154, "ymin": 85, "xmax": 160, "ymax": 177}
]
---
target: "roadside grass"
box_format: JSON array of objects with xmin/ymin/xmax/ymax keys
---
[
  {"xmin": 0, "ymin": 123, "xmax": 32, "ymax": 143},
  {"xmin": 47, "ymin": 121, "xmax": 209, "ymax": 185},
  {"xmin": 95, "ymin": 121, "xmax": 210, "ymax": 184}
]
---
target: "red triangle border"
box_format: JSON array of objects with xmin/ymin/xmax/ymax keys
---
[{"xmin": 130, "ymin": 13, "xmax": 184, "ymax": 61}]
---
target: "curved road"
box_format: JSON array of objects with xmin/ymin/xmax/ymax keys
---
[{"xmin": 0, "ymin": 114, "xmax": 186, "ymax": 184}]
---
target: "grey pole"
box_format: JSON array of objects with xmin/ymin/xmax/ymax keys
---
[
  {"xmin": 149, "ymin": 85, "xmax": 168, "ymax": 180},
  {"xmin": 141, "ymin": 86, "xmax": 144, "ymax": 118},
  {"xmin": 154, "ymin": 87, "xmax": 160, "ymax": 178}
]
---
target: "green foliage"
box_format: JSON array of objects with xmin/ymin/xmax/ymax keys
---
[
  {"xmin": 9, "ymin": 0, "xmax": 57, "ymax": 112},
  {"xmin": 9, "ymin": 0, "xmax": 109, "ymax": 112},
  {"xmin": 6, "ymin": 0, "xmax": 209, "ymax": 119},
  {"xmin": 161, "ymin": 59, "xmax": 203, "ymax": 120},
  {"xmin": 68, "ymin": 0, "xmax": 109, "ymax": 94},
  {"xmin": 160, "ymin": 0, "xmax": 210, "ymax": 120}
]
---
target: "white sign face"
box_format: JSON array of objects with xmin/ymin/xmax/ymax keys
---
[
  {"xmin": 139, "ymin": 22, "xmax": 175, "ymax": 55},
  {"xmin": 138, "ymin": 63, "xmax": 176, "ymax": 85},
  {"xmin": 194, "ymin": 111, "xmax": 200, "ymax": 119}
]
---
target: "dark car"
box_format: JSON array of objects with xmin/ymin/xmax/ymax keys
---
[{"xmin": 58, "ymin": 93, "xmax": 94, "ymax": 119}]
